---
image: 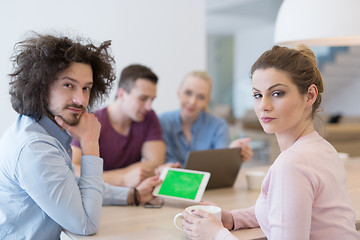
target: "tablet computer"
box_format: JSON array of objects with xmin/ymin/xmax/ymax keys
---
[{"xmin": 153, "ymin": 168, "xmax": 210, "ymax": 202}]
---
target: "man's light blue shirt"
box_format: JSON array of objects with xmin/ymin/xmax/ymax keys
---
[
  {"xmin": 159, "ymin": 110, "xmax": 229, "ymax": 167},
  {"xmin": 0, "ymin": 115, "xmax": 129, "ymax": 240}
]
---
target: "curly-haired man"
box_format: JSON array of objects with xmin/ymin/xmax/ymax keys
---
[{"xmin": 0, "ymin": 33, "xmax": 160, "ymax": 239}]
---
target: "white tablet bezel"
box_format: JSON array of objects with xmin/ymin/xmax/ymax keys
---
[{"xmin": 153, "ymin": 167, "xmax": 210, "ymax": 202}]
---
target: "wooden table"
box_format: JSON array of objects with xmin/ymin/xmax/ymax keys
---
[{"xmin": 65, "ymin": 157, "xmax": 360, "ymax": 240}]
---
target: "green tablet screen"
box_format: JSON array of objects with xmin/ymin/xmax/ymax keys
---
[{"xmin": 158, "ymin": 170, "xmax": 204, "ymax": 200}]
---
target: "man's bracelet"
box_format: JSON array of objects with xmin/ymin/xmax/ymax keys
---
[{"xmin": 133, "ymin": 187, "xmax": 140, "ymax": 206}]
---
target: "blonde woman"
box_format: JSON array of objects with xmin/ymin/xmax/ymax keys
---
[
  {"xmin": 158, "ymin": 71, "xmax": 252, "ymax": 169},
  {"xmin": 181, "ymin": 46, "xmax": 360, "ymax": 240}
]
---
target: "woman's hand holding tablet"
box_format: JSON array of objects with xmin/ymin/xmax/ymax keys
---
[{"xmin": 152, "ymin": 168, "xmax": 210, "ymax": 202}]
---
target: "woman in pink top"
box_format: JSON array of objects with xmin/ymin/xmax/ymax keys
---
[{"xmin": 181, "ymin": 45, "xmax": 360, "ymax": 240}]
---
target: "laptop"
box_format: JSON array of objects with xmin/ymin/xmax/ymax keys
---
[{"xmin": 184, "ymin": 148, "xmax": 243, "ymax": 190}]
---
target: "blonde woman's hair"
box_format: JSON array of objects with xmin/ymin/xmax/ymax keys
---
[
  {"xmin": 181, "ymin": 70, "xmax": 213, "ymax": 89},
  {"xmin": 180, "ymin": 70, "xmax": 213, "ymax": 112}
]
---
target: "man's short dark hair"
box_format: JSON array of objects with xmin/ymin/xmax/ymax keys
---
[
  {"xmin": 9, "ymin": 32, "xmax": 116, "ymax": 120},
  {"xmin": 118, "ymin": 64, "xmax": 158, "ymax": 92}
]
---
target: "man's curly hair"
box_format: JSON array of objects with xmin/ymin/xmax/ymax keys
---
[{"xmin": 9, "ymin": 32, "xmax": 116, "ymax": 120}]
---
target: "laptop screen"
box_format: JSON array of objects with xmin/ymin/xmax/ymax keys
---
[{"xmin": 184, "ymin": 148, "xmax": 242, "ymax": 189}]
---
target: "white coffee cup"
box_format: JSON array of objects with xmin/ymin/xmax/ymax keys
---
[
  {"xmin": 173, "ymin": 205, "xmax": 221, "ymax": 230},
  {"xmin": 245, "ymin": 170, "xmax": 266, "ymax": 190},
  {"xmin": 338, "ymin": 152, "xmax": 349, "ymax": 163}
]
